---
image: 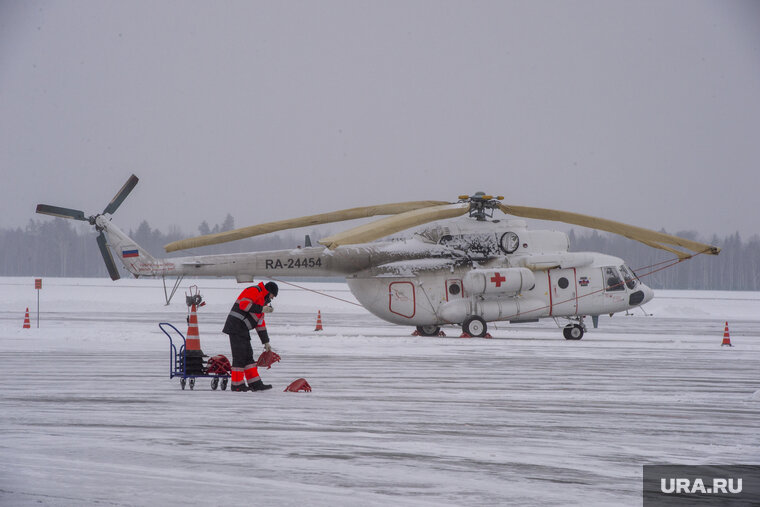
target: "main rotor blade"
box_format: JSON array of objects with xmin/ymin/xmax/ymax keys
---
[
  {"xmin": 499, "ymin": 204, "xmax": 720, "ymax": 259},
  {"xmin": 319, "ymin": 203, "xmax": 471, "ymax": 249},
  {"xmin": 96, "ymin": 232, "xmax": 121, "ymax": 280},
  {"xmin": 103, "ymin": 174, "xmax": 139, "ymax": 215},
  {"xmin": 35, "ymin": 204, "xmax": 87, "ymax": 221},
  {"xmin": 164, "ymin": 200, "xmax": 448, "ymax": 252}
]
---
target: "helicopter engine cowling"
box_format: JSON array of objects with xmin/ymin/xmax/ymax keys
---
[{"xmin": 463, "ymin": 267, "xmax": 535, "ymax": 296}]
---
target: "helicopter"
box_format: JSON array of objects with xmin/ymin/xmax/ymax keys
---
[{"xmin": 36, "ymin": 175, "xmax": 720, "ymax": 339}]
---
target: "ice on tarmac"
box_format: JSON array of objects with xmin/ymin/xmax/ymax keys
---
[{"xmin": 1, "ymin": 277, "xmax": 759, "ymax": 506}]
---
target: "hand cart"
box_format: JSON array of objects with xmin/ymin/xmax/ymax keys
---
[{"xmin": 159, "ymin": 322, "xmax": 230, "ymax": 391}]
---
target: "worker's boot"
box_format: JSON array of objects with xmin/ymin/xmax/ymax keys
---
[
  {"xmin": 231, "ymin": 383, "xmax": 250, "ymax": 392},
  {"xmin": 248, "ymin": 379, "xmax": 272, "ymax": 391}
]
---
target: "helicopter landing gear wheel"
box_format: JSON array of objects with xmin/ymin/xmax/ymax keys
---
[
  {"xmin": 221, "ymin": 378, "xmax": 228, "ymax": 391},
  {"xmin": 416, "ymin": 325, "xmax": 441, "ymax": 337},
  {"xmin": 189, "ymin": 378, "xmax": 195, "ymax": 390},
  {"xmin": 462, "ymin": 316, "xmax": 487, "ymax": 337},
  {"xmin": 180, "ymin": 378, "xmax": 186, "ymax": 390},
  {"xmin": 563, "ymin": 324, "xmax": 584, "ymax": 340},
  {"xmin": 211, "ymin": 377, "xmax": 219, "ymax": 390}
]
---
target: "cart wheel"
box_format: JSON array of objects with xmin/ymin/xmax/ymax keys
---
[
  {"xmin": 189, "ymin": 378, "xmax": 195, "ymax": 390},
  {"xmin": 180, "ymin": 378, "xmax": 186, "ymax": 390},
  {"xmin": 211, "ymin": 377, "xmax": 219, "ymax": 390},
  {"xmin": 221, "ymin": 378, "xmax": 228, "ymax": 391}
]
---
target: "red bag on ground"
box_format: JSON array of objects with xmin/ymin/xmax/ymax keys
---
[
  {"xmin": 284, "ymin": 378, "xmax": 311, "ymax": 392},
  {"xmin": 256, "ymin": 350, "xmax": 281, "ymax": 369},
  {"xmin": 206, "ymin": 355, "xmax": 231, "ymax": 375}
]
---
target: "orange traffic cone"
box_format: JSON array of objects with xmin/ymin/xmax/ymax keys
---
[
  {"xmin": 721, "ymin": 321, "xmax": 733, "ymax": 347},
  {"xmin": 23, "ymin": 308, "xmax": 31, "ymax": 329},
  {"xmin": 186, "ymin": 304, "xmax": 202, "ymax": 351},
  {"xmin": 184, "ymin": 304, "xmax": 205, "ymax": 373},
  {"xmin": 314, "ymin": 310, "xmax": 323, "ymax": 331}
]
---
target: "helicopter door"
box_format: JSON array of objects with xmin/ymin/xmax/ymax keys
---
[
  {"xmin": 389, "ymin": 281, "xmax": 416, "ymax": 318},
  {"xmin": 548, "ymin": 268, "xmax": 578, "ymax": 315},
  {"xmin": 445, "ymin": 279, "xmax": 463, "ymax": 301}
]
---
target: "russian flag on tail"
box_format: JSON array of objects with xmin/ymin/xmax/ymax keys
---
[{"xmin": 122, "ymin": 249, "xmax": 139, "ymax": 258}]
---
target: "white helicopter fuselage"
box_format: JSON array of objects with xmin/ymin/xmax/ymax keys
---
[
  {"xmin": 343, "ymin": 219, "xmax": 653, "ymax": 328},
  {"xmin": 347, "ymin": 253, "xmax": 651, "ymax": 327}
]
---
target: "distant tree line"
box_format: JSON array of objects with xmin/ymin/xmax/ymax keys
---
[{"xmin": 1, "ymin": 216, "xmax": 757, "ymax": 290}]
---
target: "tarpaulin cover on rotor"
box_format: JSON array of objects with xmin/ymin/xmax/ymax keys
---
[
  {"xmin": 164, "ymin": 201, "xmax": 448, "ymax": 252},
  {"xmin": 319, "ymin": 203, "xmax": 470, "ymax": 249},
  {"xmin": 256, "ymin": 350, "xmax": 281, "ymax": 369},
  {"xmin": 499, "ymin": 204, "xmax": 721, "ymax": 259}
]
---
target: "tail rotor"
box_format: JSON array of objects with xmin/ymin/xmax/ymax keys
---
[{"xmin": 36, "ymin": 174, "xmax": 140, "ymax": 280}]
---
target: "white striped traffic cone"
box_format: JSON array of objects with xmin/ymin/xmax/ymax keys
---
[{"xmin": 721, "ymin": 321, "xmax": 733, "ymax": 347}]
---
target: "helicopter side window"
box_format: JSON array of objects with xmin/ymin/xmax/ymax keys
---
[
  {"xmin": 604, "ymin": 267, "xmax": 624, "ymax": 292},
  {"xmin": 619, "ymin": 265, "xmax": 637, "ymax": 290}
]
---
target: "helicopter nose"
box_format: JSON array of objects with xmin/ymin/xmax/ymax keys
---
[
  {"xmin": 643, "ymin": 284, "xmax": 655, "ymax": 304},
  {"xmin": 639, "ymin": 284, "xmax": 655, "ymax": 305},
  {"xmin": 628, "ymin": 284, "xmax": 654, "ymax": 306}
]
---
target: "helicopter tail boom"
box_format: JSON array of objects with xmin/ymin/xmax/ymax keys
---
[{"xmin": 96, "ymin": 217, "xmax": 172, "ymax": 278}]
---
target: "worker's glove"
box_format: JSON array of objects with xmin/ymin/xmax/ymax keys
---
[
  {"xmin": 264, "ymin": 343, "xmax": 272, "ymax": 352},
  {"xmin": 262, "ymin": 305, "xmax": 274, "ymax": 313}
]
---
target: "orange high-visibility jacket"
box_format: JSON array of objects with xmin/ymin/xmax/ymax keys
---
[{"xmin": 222, "ymin": 282, "xmax": 271, "ymax": 342}]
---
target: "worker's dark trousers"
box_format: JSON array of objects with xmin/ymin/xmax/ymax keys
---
[
  {"xmin": 228, "ymin": 332, "xmax": 254, "ymax": 368},
  {"xmin": 227, "ymin": 332, "xmax": 255, "ymax": 387}
]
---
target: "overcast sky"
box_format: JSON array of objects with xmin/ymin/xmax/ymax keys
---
[{"xmin": 2, "ymin": 1, "xmax": 759, "ymax": 242}]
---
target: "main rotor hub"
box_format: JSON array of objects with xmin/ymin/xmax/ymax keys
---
[{"xmin": 458, "ymin": 192, "xmax": 505, "ymax": 221}]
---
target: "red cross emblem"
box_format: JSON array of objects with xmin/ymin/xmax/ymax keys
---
[{"xmin": 490, "ymin": 272, "xmax": 506, "ymax": 287}]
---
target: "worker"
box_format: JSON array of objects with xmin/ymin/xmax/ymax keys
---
[{"xmin": 222, "ymin": 281, "xmax": 278, "ymax": 392}]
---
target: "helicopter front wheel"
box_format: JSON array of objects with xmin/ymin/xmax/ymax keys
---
[
  {"xmin": 563, "ymin": 324, "xmax": 584, "ymax": 340},
  {"xmin": 462, "ymin": 316, "xmax": 487, "ymax": 337},
  {"xmin": 415, "ymin": 325, "xmax": 441, "ymax": 337}
]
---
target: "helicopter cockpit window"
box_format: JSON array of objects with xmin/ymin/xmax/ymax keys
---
[
  {"xmin": 619, "ymin": 265, "xmax": 638, "ymax": 290},
  {"xmin": 604, "ymin": 267, "xmax": 624, "ymax": 292}
]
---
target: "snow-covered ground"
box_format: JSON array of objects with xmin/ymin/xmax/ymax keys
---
[{"xmin": 1, "ymin": 277, "xmax": 759, "ymax": 506}]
